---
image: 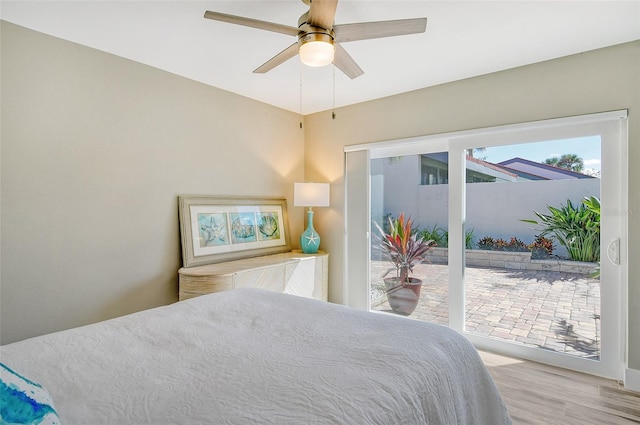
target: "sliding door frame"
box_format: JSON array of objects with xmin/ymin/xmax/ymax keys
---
[{"xmin": 344, "ymin": 110, "xmax": 628, "ymax": 380}]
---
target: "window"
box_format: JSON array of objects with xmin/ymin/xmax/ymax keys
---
[{"xmin": 420, "ymin": 154, "xmax": 448, "ymax": 185}]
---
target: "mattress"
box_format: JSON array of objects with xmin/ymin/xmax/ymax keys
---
[{"xmin": 0, "ymin": 288, "xmax": 512, "ymax": 424}]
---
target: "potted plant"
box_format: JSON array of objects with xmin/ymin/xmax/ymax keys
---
[{"xmin": 374, "ymin": 213, "xmax": 435, "ymax": 315}]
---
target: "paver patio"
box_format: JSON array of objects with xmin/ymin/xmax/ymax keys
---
[{"xmin": 370, "ymin": 261, "xmax": 601, "ymax": 359}]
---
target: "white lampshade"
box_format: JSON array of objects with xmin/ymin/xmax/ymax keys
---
[
  {"xmin": 294, "ymin": 182, "xmax": 330, "ymax": 207},
  {"xmin": 299, "ymin": 40, "xmax": 335, "ymax": 67}
]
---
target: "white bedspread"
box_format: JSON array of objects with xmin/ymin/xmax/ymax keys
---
[{"xmin": 1, "ymin": 288, "xmax": 511, "ymax": 424}]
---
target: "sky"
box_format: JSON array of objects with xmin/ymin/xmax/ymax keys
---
[{"xmin": 481, "ymin": 135, "xmax": 602, "ymax": 172}]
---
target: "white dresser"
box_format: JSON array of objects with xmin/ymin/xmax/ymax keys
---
[{"xmin": 178, "ymin": 251, "xmax": 328, "ymax": 301}]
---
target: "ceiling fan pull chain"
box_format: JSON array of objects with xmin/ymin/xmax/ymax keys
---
[
  {"xmin": 332, "ymin": 65, "xmax": 336, "ymax": 120},
  {"xmin": 299, "ymin": 61, "xmax": 303, "ymax": 129}
]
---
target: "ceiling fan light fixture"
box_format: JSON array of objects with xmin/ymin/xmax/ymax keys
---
[{"xmin": 299, "ymin": 33, "xmax": 335, "ymax": 67}]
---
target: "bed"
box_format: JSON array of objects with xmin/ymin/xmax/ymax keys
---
[{"xmin": 1, "ymin": 288, "xmax": 512, "ymax": 425}]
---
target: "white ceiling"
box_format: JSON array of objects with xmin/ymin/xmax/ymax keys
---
[{"xmin": 1, "ymin": 1, "xmax": 639, "ymax": 114}]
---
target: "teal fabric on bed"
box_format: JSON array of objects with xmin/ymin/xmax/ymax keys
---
[{"xmin": 0, "ymin": 363, "xmax": 61, "ymax": 425}]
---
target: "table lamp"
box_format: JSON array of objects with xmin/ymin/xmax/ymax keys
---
[{"xmin": 294, "ymin": 182, "xmax": 330, "ymax": 254}]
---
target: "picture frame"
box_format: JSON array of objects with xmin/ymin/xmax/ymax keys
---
[{"xmin": 178, "ymin": 195, "xmax": 291, "ymax": 267}]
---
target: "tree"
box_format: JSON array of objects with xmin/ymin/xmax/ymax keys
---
[
  {"xmin": 544, "ymin": 153, "xmax": 584, "ymax": 172},
  {"xmin": 544, "ymin": 157, "xmax": 560, "ymax": 167},
  {"xmin": 466, "ymin": 147, "xmax": 486, "ymax": 160}
]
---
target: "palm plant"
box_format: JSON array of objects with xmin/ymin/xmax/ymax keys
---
[
  {"xmin": 582, "ymin": 195, "xmax": 601, "ymax": 215},
  {"xmin": 521, "ymin": 198, "xmax": 600, "ymax": 262},
  {"xmin": 582, "ymin": 196, "xmax": 602, "ymax": 277},
  {"xmin": 374, "ymin": 213, "xmax": 435, "ymax": 287}
]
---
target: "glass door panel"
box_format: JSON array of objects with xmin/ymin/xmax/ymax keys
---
[
  {"xmin": 463, "ymin": 136, "xmax": 606, "ymax": 360},
  {"xmin": 370, "ymin": 153, "xmax": 449, "ymax": 326}
]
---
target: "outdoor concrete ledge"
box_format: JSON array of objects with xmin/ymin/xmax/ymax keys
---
[{"xmin": 425, "ymin": 247, "xmax": 597, "ymax": 275}]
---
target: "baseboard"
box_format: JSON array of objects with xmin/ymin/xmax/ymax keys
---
[{"xmin": 625, "ymin": 367, "xmax": 640, "ymax": 392}]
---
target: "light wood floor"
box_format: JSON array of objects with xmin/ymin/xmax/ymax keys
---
[{"xmin": 480, "ymin": 351, "xmax": 640, "ymax": 425}]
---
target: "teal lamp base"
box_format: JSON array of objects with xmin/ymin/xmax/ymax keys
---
[{"xmin": 300, "ymin": 209, "xmax": 320, "ymax": 254}]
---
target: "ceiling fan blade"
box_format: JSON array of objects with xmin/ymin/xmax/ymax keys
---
[
  {"xmin": 253, "ymin": 42, "xmax": 300, "ymax": 74},
  {"xmin": 333, "ymin": 44, "xmax": 364, "ymax": 79},
  {"xmin": 334, "ymin": 17, "xmax": 427, "ymax": 43},
  {"xmin": 307, "ymin": 0, "xmax": 338, "ymax": 29},
  {"xmin": 204, "ymin": 11, "xmax": 299, "ymax": 37}
]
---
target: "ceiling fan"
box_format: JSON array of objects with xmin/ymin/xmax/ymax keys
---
[{"xmin": 203, "ymin": 0, "xmax": 427, "ymax": 79}]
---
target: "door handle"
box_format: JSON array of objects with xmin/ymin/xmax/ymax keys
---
[{"xmin": 607, "ymin": 239, "xmax": 620, "ymax": 265}]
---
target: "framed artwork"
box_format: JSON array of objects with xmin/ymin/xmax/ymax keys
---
[{"xmin": 178, "ymin": 196, "xmax": 291, "ymax": 267}]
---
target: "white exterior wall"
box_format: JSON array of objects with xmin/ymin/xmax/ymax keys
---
[
  {"xmin": 379, "ymin": 171, "xmax": 600, "ymax": 258},
  {"xmin": 461, "ymin": 179, "xmax": 600, "ymax": 246},
  {"xmin": 377, "ymin": 156, "xmax": 421, "ymax": 222}
]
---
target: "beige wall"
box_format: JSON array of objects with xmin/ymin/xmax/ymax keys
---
[
  {"xmin": 304, "ymin": 42, "xmax": 640, "ymax": 369},
  {"xmin": 0, "ymin": 21, "xmax": 305, "ymax": 344}
]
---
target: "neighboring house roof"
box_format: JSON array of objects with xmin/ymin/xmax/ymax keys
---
[
  {"xmin": 498, "ymin": 157, "xmax": 595, "ymax": 180},
  {"xmin": 495, "ymin": 164, "xmax": 548, "ymax": 181},
  {"xmin": 466, "ymin": 156, "xmax": 519, "ymax": 179},
  {"xmin": 421, "ymin": 154, "xmax": 595, "ymax": 182},
  {"xmin": 422, "ymin": 153, "xmax": 519, "ymax": 182}
]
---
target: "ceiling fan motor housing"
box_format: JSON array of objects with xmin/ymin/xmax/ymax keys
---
[
  {"xmin": 298, "ymin": 24, "xmax": 335, "ymax": 67},
  {"xmin": 298, "ymin": 27, "xmax": 335, "ymax": 45}
]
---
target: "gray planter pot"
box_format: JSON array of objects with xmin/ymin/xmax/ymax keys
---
[{"xmin": 384, "ymin": 277, "xmax": 422, "ymax": 315}]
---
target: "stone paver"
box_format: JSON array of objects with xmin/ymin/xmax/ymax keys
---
[{"xmin": 370, "ymin": 262, "xmax": 600, "ymax": 359}]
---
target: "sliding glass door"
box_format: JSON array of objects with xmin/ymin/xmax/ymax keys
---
[{"xmin": 344, "ymin": 111, "xmax": 627, "ymax": 379}]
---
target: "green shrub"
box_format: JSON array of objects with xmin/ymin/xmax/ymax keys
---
[
  {"xmin": 417, "ymin": 224, "xmax": 446, "ymax": 247},
  {"xmin": 521, "ymin": 198, "xmax": 600, "ymax": 262},
  {"xmin": 464, "ymin": 228, "xmax": 475, "ymax": 250}
]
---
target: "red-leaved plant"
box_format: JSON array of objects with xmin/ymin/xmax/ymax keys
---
[{"xmin": 374, "ymin": 213, "xmax": 436, "ymax": 288}]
